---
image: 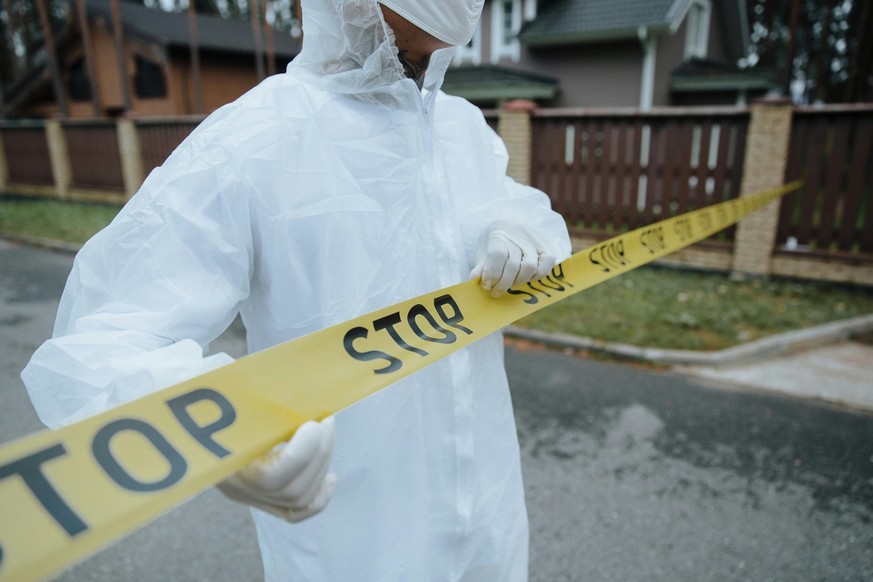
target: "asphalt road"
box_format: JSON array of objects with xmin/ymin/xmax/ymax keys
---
[{"xmin": 2, "ymin": 239, "xmax": 872, "ymax": 581}]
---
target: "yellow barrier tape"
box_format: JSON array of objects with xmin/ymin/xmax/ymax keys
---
[{"xmin": 0, "ymin": 181, "xmax": 801, "ymax": 581}]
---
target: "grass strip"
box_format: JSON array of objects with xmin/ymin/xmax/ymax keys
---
[
  {"xmin": 0, "ymin": 196, "xmax": 119, "ymax": 245},
  {"xmin": 516, "ymin": 265, "xmax": 873, "ymax": 351}
]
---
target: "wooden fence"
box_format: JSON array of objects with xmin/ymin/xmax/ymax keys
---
[
  {"xmin": 0, "ymin": 117, "xmax": 204, "ymax": 203},
  {"xmin": 530, "ymin": 108, "xmax": 748, "ymax": 243},
  {"xmin": 507, "ymin": 102, "xmax": 872, "ymax": 284},
  {"xmin": 65, "ymin": 121, "xmax": 125, "ymax": 192},
  {"xmin": 0, "ymin": 103, "xmax": 871, "ymax": 285},
  {"xmin": 778, "ymin": 106, "xmax": 873, "ymax": 260},
  {"xmin": 138, "ymin": 119, "xmax": 203, "ymax": 178},
  {"xmin": 2, "ymin": 123, "xmax": 53, "ymax": 186}
]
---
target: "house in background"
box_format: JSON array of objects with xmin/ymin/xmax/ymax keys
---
[
  {"xmin": 7, "ymin": 0, "xmax": 778, "ymax": 118},
  {"xmin": 5, "ymin": 0, "xmax": 299, "ymax": 119},
  {"xmin": 442, "ymin": 0, "xmax": 778, "ymax": 108}
]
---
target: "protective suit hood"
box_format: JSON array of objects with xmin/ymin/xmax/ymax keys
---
[
  {"xmin": 377, "ymin": 0, "xmax": 484, "ymax": 46},
  {"xmin": 290, "ymin": 0, "xmax": 456, "ymax": 95}
]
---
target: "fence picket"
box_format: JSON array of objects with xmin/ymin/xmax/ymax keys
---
[
  {"xmin": 817, "ymin": 118, "xmax": 850, "ymax": 249},
  {"xmin": 837, "ymin": 118, "xmax": 872, "ymax": 252}
]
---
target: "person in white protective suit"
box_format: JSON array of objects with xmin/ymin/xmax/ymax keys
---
[{"xmin": 22, "ymin": 0, "xmax": 572, "ymax": 579}]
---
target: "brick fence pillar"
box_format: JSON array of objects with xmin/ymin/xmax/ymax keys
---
[
  {"xmin": 730, "ymin": 97, "xmax": 793, "ymax": 278},
  {"xmin": 498, "ymin": 99, "xmax": 537, "ymax": 185},
  {"xmin": 117, "ymin": 119, "xmax": 144, "ymax": 199},
  {"xmin": 45, "ymin": 119, "xmax": 72, "ymax": 199}
]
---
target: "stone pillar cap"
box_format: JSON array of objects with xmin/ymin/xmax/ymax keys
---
[
  {"xmin": 751, "ymin": 94, "xmax": 793, "ymax": 106},
  {"xmin": 503, "ymin": 99, "xmax": 538, "ymax": 112}
]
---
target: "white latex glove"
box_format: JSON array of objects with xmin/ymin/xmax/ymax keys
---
[
  {"xmin": 217, "ymin": 417, "xmax": 336, "ymax": 523},
  {"xmin": 469, "ymin": 221, "xmax": 556, "ymax": 297}
]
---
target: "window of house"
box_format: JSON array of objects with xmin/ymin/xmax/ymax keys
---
[
  {"xmin": 684, "ymin": 0, "xmax": 711, "ymax": 59},
  {"xmin": 68, "ymin": 58, "xmax": 91, "ymax": 102},
  {"xmin": 134, "ymin": 55, "xmax": 167, "ymax": 99},
  {"xmin": 491, "ymin": 0, "xmax": 522, "ymax": 63},
  {"xmin": 454, "ymin": 22, "xmax": 482, "ymax": 65}
]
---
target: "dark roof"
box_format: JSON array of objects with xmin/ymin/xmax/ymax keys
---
[
  {"xmin": 519, "ymin": 0, "xmax": 683, "ymax": 46},
  {"xmin": 442, "ymin": 65, "xmax": 559, "ymax": 103},
  {"xmin": 83, "ymin": 0, "xmax": 298, "ymax": 59},
  {"xmin": 670, "ymin": 58, "xmax": 779, "ymax": 92}
]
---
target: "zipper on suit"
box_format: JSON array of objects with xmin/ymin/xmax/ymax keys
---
[{"xmin": 412, "ymin": 85, "xmax": 476, "ymax": 548}]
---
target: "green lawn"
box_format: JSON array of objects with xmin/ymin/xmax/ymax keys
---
[
  {"xmin": 2, "ymin": 196, "xmax": 871, "ymax": 352},
  {"xmin": 0, "ymin": 196, "xmax": 119, "ymax": 244},
  {"xmin": 515, "ymin": 265, "xmax": 873, "ymax": 351}
]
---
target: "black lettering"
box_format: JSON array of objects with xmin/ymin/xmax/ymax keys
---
[
  {"xmin": 0, "ymin": 444, "xmax": 87, "ymax": 536},
  {"xmin": 374, "ymin": 312, "xmax": 428, "ymax": 357},
  {"xmin": 92, "ymin": 419, "xmax": 187, "ymax": 492},
  {"xmin": 526, "ymin": 281, "xmax": 552, "ymax": 297},
  {"xmin": 589, "ymin": 247, "xmax": 609, "ymax": 272},
  {"xmin": 655, "ymin": 226, "xmax": 667, "ymax": 250},
  {"xmin": 606, "ymin": 242, "xmax": 616, "ymax": 265},
  {"xmin": 433, "ymin": 295, "xmax": 473, "ymax": 335},
  {"xmin": 605, "ymin": 243, "xmax": 617, "ymax": 267},
  {"xmin": 640, "ymin": 229, "xmax": 656, "ymax": 254},
  {"xmin": 507, "ymin": 288, "xmax": 538, "ymax": 304},
  {"xmin": 407, "ymin": 304, "xmax": 457, "ymax": 344},
  {"xmin": 551, "ymin": 264, "xmax": 574, "ymax": 286},
  {"xmin": 538, "ymin": 275, "xmax": 565, "ymax": 292},
  {"xmin": 610, "ymin": 239, "xmax": 628, "ymax": 267},
  {"xmin": 167, "ymin": 388, "xmax": 236, "ymax": 458},
  {"xmin": 674, "ymin": 217, "xmax": 694, "ymax": 242},
  {"xmin": 343, "ymin": 326, "xmax": 402, "ymax": 374},
  {"xmin": 590, "ymin": 240, "xmax": 628, "ymax": 273}
]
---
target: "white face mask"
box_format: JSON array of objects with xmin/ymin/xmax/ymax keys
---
[{"xmin": 376, "ymin": 0, "xmax": 485, "ymax": 46}]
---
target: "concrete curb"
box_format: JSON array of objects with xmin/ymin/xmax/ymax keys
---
[
  {"xmin": 505, "ymin": 313, "xmax": 873, "ymax": 367},
  {"xmin": 0, "ymin": 234, "xmax": 82, "ymax": 254}
]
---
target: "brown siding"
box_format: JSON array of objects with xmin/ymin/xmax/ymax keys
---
[
  {"xmin": 16, "ymin": 14, "xmax": 267, "ymax": 119},
  {"xmin": 481, "ymin": 0, "xmax": 645, "ymax": 108},
  {"xmin": 519, "ymin": 42, "xmax": 644, "ymax": 108},
  {"xmin": 654, "ymin": 19, "xmax": 687, "ymax": 107},
  {"xmin": 706, "ymin": 7, "xmax": 730, "ymax": 62},
  {"xmin": 199, "ymin": 55, "xmax": 260, "ymax": 111},
  {"xmin": 91, "ymin": 21, "xmax": 124, "ymax": 110}
]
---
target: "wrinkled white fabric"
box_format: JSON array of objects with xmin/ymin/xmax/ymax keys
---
[
  {"xmin": 22, "ymin": 0, "xmax": 571, "ymax": 580},
  {"xmin": 377, "ymin": 0, "xmax": 484, "ymax": 45}
]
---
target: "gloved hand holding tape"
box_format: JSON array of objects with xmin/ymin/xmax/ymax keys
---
[{"xmin": 0, "ymin": 181, "xmax": 800, "ymax": 581}]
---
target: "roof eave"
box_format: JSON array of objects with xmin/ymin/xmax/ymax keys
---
[
  {"xmin": 670, "ymin": 77, "xmax": 779, "ymax": 92},
  {"xmin": 442, "ymin": 85, "xmax": 558, "ymax": 102}
]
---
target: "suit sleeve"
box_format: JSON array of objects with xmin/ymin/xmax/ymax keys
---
[
  {"xmin": 21, "ymin": 138, "xmax": 253, "ymax": 429},
  {"xmin": 454, "ymin": 105, "xmax": 572, "ymax": 269}
]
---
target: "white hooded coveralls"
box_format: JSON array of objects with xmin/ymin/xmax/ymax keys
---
[{"xmin": 22, "ymin": 0, "xmax": 571, "ymax": 579}]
